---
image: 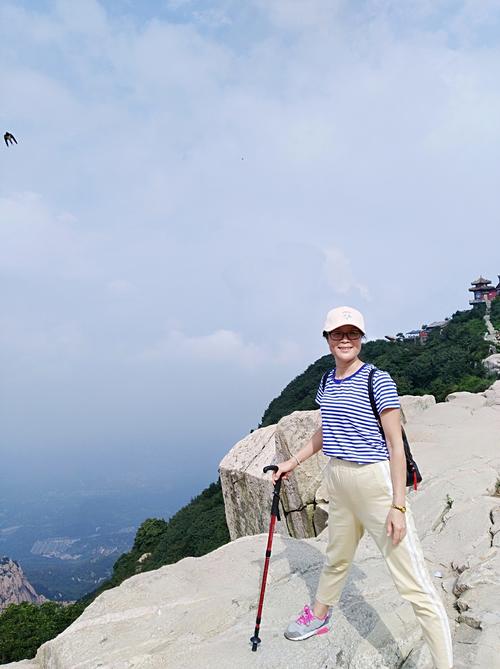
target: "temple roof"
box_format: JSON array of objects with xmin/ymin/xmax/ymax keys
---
[
  {"xmin": 469, "ymin": 284, "xmax": 493, "ymax": 292},
  {"xmin": 470, "ymin": 276, "xmax": 491, "ymax": 286}
]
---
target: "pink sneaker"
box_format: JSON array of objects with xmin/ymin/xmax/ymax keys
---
[{"xmin": 284, "ymin": 604, "xmax": 330, "ymax": 641}]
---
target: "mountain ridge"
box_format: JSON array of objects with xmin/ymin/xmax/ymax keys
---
[{"xmin": 0, "ymin": 557, "xmax": 46, "ymax": 612}]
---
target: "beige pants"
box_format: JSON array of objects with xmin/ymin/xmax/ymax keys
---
[{"xmin": 316, "ymin": 458, "xmax": 453, "ymax": 669}]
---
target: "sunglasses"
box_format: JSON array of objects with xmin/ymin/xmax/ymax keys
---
[{"xmin": 327, "ymin": 330, "xmax": 362, "ymax": 341}]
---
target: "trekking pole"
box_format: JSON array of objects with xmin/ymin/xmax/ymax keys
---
[{"xmin": 250, "ymin": 464, "xmax": 283, "ymax": 652}]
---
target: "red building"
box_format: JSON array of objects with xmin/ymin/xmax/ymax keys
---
[{"xmin": 469, "ymin": 276, "xmax": 498, "ymax": 306}]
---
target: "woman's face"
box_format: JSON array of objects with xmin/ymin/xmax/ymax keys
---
[{"xmin": 326, "ymin": 326, "xmax": 363, "ymax": 364}]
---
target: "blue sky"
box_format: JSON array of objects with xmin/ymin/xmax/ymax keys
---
[{"xmin": 1, "ymin": 0, "xmax": 500, "ymax": 497}]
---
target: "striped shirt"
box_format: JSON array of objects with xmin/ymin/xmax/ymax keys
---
[{"xmin": 315, "ymin": 363, "xmax": 400, "ymax": 464}]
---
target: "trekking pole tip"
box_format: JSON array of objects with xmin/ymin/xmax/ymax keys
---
[{"xmin": 250, "ymin": 635, "xmax": 261, "ymax": 651}]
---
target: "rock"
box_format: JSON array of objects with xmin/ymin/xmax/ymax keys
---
[
  {"xmin": 399, "ymin": 395, "xmax": 435, "ymax": 423},
  {"xmin": 490, "ymin": 506, "xmax": 500, "ymax": 547},
  {"xmin": 482, "ymin": 380, "xmax": 500, "ymax": 407},
  {"xmin": 0, "ymin": 557, "xmax": 46, "ymax": 611},
  {"xmin": 483, "ymin": 353, "xmax": 500, "ymax": 374},
  {"xmin": 454, "ymin": 550, "xmax": 500, "ymax": 632},
  {"xmin": 219, "ymin": 425, "xmax": 284, "ymax": 540},
  {"xmin": 219, "ymin": 412, "xmax": 328, "ymax": 540},
  {"xmin": 445, "ymin": 391, "xmax": 488, "ymax": 410},
  {"xmin": 274, "ymin": 410, "xmax": 327, "ymax": 538},
  {"xmin": 5, "ymin": 534, "xmax": 431, "ymax": 669},
  {"xmin": 416, "ymin": 402, "xmax": 472, "ymax": 425}
]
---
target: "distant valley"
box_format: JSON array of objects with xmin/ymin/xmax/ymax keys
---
[{"xmin": 0, "ymin": 486, "xmax": 184, "ymax": 600}]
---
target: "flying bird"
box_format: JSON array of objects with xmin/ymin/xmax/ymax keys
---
[{"xmin": 4, "ymin": 132, "xmax": 17, "ymax": 147}]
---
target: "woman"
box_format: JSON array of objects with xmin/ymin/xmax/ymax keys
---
[{"xmin": 272, "ymin": 306, "xmax": 453, "ymax": 669}]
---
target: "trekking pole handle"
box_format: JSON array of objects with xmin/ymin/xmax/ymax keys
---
[{"xmin": 263, "ymin": 465, "xmax": 282, "ymax": 518}]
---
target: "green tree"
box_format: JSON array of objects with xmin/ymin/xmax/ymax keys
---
[{"xmin": 0, "ymin": 601, "xmax": 85, "ymax": 663}]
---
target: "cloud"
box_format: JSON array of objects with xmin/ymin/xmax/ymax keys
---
[
  {"xmin": 323, "ymin": 247, "xmax": 371, "ymax": 301},
  {"xmin": 253, "ymin": 0, "xmax": 342, "ymax": 31},
  {"xmin": 140, "ymin": 328, "xmax": 300, "ymax": 369},
  {"xmin": 106, "ymin": 279, "xmax": 137, "ymax": 297},
  {"xmin": 192, "ymin": 8, "xmax": 232, "ymax": 28},
  {"xmin": 0, "ymin": 191, "xmax": 92, "ymax": 278},
  {"xmin": 0, "ymin": 317, "xmax": 86, "ymax": 357}
]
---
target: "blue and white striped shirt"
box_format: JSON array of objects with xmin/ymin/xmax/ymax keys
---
[{"xmin": 315, "ymin": 363, "xmax": 400, "ymax": 464}]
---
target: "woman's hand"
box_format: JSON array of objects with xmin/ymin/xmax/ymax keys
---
[
  {"xmin": 271, "ymin": 460, "xmax": 296, "ymax": 484},
  {"xmin": 386, "ymin": 508, "xmax": 407, "ymax": 546}
]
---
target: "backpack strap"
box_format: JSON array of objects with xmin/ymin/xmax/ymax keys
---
[
  {"xmin": 368, "ymin": 367, "xmax": 421, "ymax": 490},
  {"xmin": 320, "ymin": 370, "xmax": 331, "ymax": 393},
  {"xmin": 367, "ymin": 367, "xmax": 385, "ymax": 437}
]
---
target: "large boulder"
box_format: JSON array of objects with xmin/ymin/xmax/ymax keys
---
[
  {"xmin": 445, "ymin": 391, "xmax": 488, "ymax": 411},
  {"xmin": 483, "ymin": 353, "xmax": 500, "ymax": 375},
  {"xmin": 400, "ymin": 395, "xmax": 435, "ymax": 423},
  {"xmin": 219, "ymin": 425, "xmax": 283, "ymax": 540},
  {"xmin": 483, "ymin": 380, "xmax": 500, "ymax": 407},
  {"xmin": 274, "ymin": 410, "xmax": 328, "ymax": 537},
  {"xmin": 219, "ymin": 411, "xmax": 327, "ymax": 540}
]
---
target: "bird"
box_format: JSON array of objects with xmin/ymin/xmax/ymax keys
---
[{"xmin": 4, "ymin": 132, "xmax": 17, "ymax": 147}]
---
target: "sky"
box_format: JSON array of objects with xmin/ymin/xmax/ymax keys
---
[{"xmin": 1, "ymin": 0, "xmax": 500, "ymax": 499}]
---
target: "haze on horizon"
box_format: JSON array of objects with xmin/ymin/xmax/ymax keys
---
[{"xmin": 1, "ymin": 0, "xmax": 500, "ymax": 499}]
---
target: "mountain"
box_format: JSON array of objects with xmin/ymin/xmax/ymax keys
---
[{"xmin": 0, "ymin": 558, "xmax": 46, "ymax": 612}]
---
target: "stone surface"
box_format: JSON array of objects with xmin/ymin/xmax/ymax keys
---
[
  {"xmin": 445, "ymin": 391, "xmax": 488, "ymax": 410},
  {"xmin": 219, "ymin": 425, "xmax": 285, "ymax": 540},
  {"xmin": 482, "ymin": 379, "xmax": 500, "ymax": 407},
  {"xmin": 274, "ymin": 410, "xmax": 327, "ymax": 537},
  {"xmin": 0, "ymin": 557, "xmax": 46, "ymax": 611},
  {"xmin": 219, "ymin": 411, "xmax": 328, "ymax": 540},
  {"xmin": 399, "ymin": 395, "xmax": 435, "ymax": 423},
  {"xmin": 483, "ymin": 353, "xmax": 500, "ymax": 374},
  {"xmin": 5, "ymin": 534, "xmax": 433, "ymax": 669}
]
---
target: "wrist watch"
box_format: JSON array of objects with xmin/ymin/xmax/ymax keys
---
[{"xmin": 391, "ymin": 504, "xmax": 406, "ymax": 513}]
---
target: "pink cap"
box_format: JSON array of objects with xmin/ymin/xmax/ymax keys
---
[{"xmin": 322, "ymin": 306, "xmax": 365, "ymax": 335}]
